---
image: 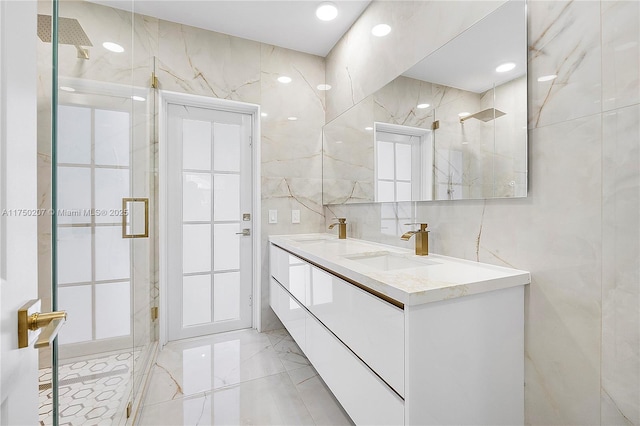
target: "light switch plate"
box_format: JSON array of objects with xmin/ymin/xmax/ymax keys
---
[
  {"xmin": 291, "ymin": 210, "xmax": 300, "ymax": 224},
  {"xmin": 268, "ymin": 210, "xmax": 278, "ymax": 224}
]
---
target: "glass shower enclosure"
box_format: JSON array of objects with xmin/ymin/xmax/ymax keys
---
[{"xmin": 37, "ymin": 0, "xmax": 157, "ymax": 424}]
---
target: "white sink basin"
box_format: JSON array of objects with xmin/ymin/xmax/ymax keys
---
[
  {"xmin": 343, "ymin": 251, "xmax": 439, "ymax": 271},
  {"xmin": 292, "ymin": 235, "xmax": 339, "ymax": 244}
]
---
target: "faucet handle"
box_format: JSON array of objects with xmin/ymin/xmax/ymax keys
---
[
  {"xmin": 333, "ymin": 217, "xmax": 347, "ymax": 224},
  {"xmin": 404, "ymin": 223, "xmax": 428, "ymax": 231}
]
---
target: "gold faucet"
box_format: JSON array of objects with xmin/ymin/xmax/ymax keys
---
[
  {"xmin": 328, "ymin": 217, "xmax": 347, "ymax": 239},
  {"xmin": 401, "ymin": 223, "xmax": 429, "ymax": 255}
]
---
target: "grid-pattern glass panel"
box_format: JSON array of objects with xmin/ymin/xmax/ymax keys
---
[
  {"xmin": 213, "ymin": 272, "xmax": 240, "ymax": 321},
  {"xmin": 95, "ymin": 109, "xmax": 130, "ymax": 166},
  {"xmin": 58, "ymin": 105, "xmax": 91, "ymax": 165},
  {"xmin": 95, "ymin": 282, "xmax": 131, "ymax": 339},
  {"xmin": 213, "ymin": 224, "xmax": 240, "ymax": 271},
  {"xmin": 213, "ymin": 123, "xmax": 240, "ymax": 172},
  {"xmin": 58, "ymin": 285, "xmax": 92, "ymax": 344},
  {"xmin": 57, "ymin": 167, "xmax": 91, "ymax": 225},
  {"xmin": 57, "ymin": 227, "xmax": 92, "ymax": 284},
  {"xmin": 183, "ymin": 224, "xmax": 211, "ymax": 273},
  {"xmin": 183, "ymin": 274, "xmax": 212, "ymax": 326},
  {"xmin": 57, "ymin": 105, "xmax": 132, "ymax": 344},
  {"xmin": 213, "ymin": 174, "xmax": 240, "ymax": 221},
  {"xmin": 183, "ymin": 173, "xmax": 211, "ymax": 222},
  {"xmin": 95, "ymin": 226, "xmax": 130, "ymax": 281},
  {"xmin": 183, "ymin": 119, "xmax": 211, "ymax": 170},
  {"xmin": 95, "ymin": 168, "xmax": 129, "ymax": 224},
  {"xmin": 180, "ymin": 117, "xmax": 242, "ymax": 329},
  {"xmin": 376, "ymin": 134, "xmax": 413, "ymax": 202}
]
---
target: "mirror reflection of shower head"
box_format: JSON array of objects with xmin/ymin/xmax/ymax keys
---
[
  {"xmin": 37, "ymin": 14, "xmax": 93, "ymax": 60},
  {"xmin": 459, "ymin": 108, "xmax": 506, "ymax": 123}
]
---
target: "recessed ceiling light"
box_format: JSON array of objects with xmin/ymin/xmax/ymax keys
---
[
  {"xmin": 458, "ymin": 112, "xmax": 471, "ymax": 117},
  {"xmin": 417, "ymin": 103, "xmax": 430, "ymax": 109},
  {"xmin": 537, "ymin": 74, "xmax": 557, "ymax": 82},
  {"xmin": 496, "ymin": 62, "xmax": 516, "ymax": 73},
  {"xmin": 317, "ymin": 84, "xmax": 332, "ymax": 91},
  {"xmin": 277, "ymin": 76, "xmax": 292, "ymax": 84},
  {"xmin": 371, "ymin": 24, "xmax": 391, "ymax": 37},
  {"xmin": 59, "ymin": 86, "xmax": 75, "ymax": 92},
  {"xmin": 365, "ymin": 126, "xmax": 373, "ymax": 131},
  {"xmin": 316, "ymin": 2, "xmax": 338, "ymax": 21},
  {"xmin": 335, "ymin": 141, "xmax": 343, "ymax": 144},
  {"xmin": 288, "ymin": 116, "xmax": 298, "ymax": 121},
  {"xmin": 261, "ymin": 112, "xmax": 268, "ymax": 117},
  {"xmin": 131, "ymin": 95, "xmax": 146, "ymax": 102},
  {"xmin": 103, "ymin": 42, "xmax": 124, "ymax": 53}
]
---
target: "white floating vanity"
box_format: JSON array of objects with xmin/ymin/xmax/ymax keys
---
[{"xmin": 269, "ymin": 234, "xmax": 530, "ymax": 425}]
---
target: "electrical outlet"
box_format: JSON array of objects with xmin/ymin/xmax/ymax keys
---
[
  {"xmin": 268, "ymin": 210, "xmax": 278, "ymax": 224},
  {"xmin": 291, "ymin": 210, "xmax": 300, "ymax": 224}
]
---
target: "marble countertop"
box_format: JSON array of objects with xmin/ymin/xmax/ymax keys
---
[{"xmin": 269, "ymin": 233, "xmax": 530, "ymax": 306}]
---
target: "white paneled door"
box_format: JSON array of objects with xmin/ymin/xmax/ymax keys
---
[{"xmin": 166, "ymin": 102, "xmax": 253, "ymax": 341}]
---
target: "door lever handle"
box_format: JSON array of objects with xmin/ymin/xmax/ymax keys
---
[
  {"xmin": 235, "ymin": 228, "xmax": 250, "ymax": 236},
  {"xmin": 18, "ymin": 299, "xmax": 67, "ymax": 349}
]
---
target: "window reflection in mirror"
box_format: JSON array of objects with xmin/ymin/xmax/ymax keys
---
[{"xmin": 322, "ymin": 0, "xmax": 527, "ymax": 204}]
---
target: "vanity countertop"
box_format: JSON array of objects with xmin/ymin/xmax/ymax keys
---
[{"xmin": 269, "ymin": 233, "xmax": 530, "ymax": 306}]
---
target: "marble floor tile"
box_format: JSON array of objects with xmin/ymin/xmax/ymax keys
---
[
  {"xmin": 138, "ymin": 372, "xmax": 314, "ymax": 426},
  {"xmin": 287, "ymin": 366, "xmax": 354, "ymax": 426},
  {"xmin": 144, "ymin": 329, "xmax": 287, "ymax": 406},
  {"xmin": 139, "ymin": 328, "xmax": 350, "ymax": 425},
  {"xmin": 264, "ymin": 329, "xmax": 312, "ymax": 372}
]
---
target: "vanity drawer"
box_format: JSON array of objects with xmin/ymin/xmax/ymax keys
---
[
  {"xmin": 305, "ymin": 310, "xmax": 404, "ymax": 426},
  {"xmin": 308, "ymin": 266, "xmax": 405, "ymax": 396},
  {"xmin": 270, "ymin": 278, "xmax": 305, "ymax": 351},
  {"xmin": 270, "ymin": 244, "xmax": 310, "ymax": 305}
]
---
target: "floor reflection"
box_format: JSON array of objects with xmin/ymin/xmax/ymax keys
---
[{"xmin": 139, "ymin": 328, "xmax": 353, "ymax": 425}]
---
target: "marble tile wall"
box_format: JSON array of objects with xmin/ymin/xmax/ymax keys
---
[
  {"xmin": 324, "ymin": 0, "xmax": 639, "ymax": 424},
  {"xmin": 38, "ymin": 1, "xmax": 327, "ymax": 347}
]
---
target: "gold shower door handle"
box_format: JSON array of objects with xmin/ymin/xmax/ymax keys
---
[
  {"xmin": 18, "ymin": 299, "xmax": 67, "ymax": 349},
  {"xmin": 122, "ymin": 198, "xmax": 149, "ymax": 238}
]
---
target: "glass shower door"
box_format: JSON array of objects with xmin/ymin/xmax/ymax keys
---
[{"xmin": 40, "ymin": 0, "xmax": 156, "ymax": 424}]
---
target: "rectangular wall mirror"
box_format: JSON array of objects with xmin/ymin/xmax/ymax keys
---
[{"xmin": 322, "ymin": 0, "xmax": 527, "ymax": 205}]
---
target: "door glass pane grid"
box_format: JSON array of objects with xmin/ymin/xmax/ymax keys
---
[
  {"xmin": 377, "ymin": 139, "xmax": 412, "ymax": 202},
  {"xmin": 212, "ymin": 122, "xmax": 242, "ymax": 323},
  {"xmin": 181, "ymin": 119, "xmax": 242, "ymax": 329},
  {"xmin": 57, "ymin": 104, "xmax": 133, "ymax": 344}
]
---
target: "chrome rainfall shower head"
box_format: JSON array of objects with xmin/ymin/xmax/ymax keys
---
[{"xmin": 37, "ymin": 14, "xmax": 93, "ymax": 59}]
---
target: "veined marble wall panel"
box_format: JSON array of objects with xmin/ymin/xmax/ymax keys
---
[
  {"xmin": 260, "ymin": 44, "xmax": 326, "ymax": 330},
  {"xmin": 373, "ymin": 76, "xmax": 434, "ymax": 128},
  {"xmin": 601, "ymin": 0, "xmax": 639, "ymax": 112},
  {"xmin": 528, "ymin": 0, "xmax": 601, "ymax": 128},
  {"xmin": 157, "ymin": 20, "xmax": 261, "ymax": 103},
  {"xmin": 601, "ymin": 104, "xmax": 640, "ymax": 425},
  {"xmin": 325, "ymin": 0, "xmax": 507, "ymax": 121},
  {"xmin": 324, "ymin": 0, "xmax": 640, "ymax": 424}
]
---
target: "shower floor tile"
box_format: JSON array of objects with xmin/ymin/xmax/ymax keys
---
[{"xmin": 39, "ymin": 350, "xmax": 140, "ymax": 426}]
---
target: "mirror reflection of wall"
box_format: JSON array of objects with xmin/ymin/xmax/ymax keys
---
[{"xmin": 322, "ymin": 0, "xmax": 527, "ymax": 205}]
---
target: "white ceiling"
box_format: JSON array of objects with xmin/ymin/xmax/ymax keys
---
[
  {"xmin": 90, "ymin": 0, "xmax": 371, "ymax": 57},
  {"xmin": 403, "ymin": 0, "xmax": 526, "ymax": 93}
]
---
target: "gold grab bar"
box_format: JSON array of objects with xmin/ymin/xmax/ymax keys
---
[{"xmin": 18, "ymin": 299, "xmax": 67, "ymax": 349}]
